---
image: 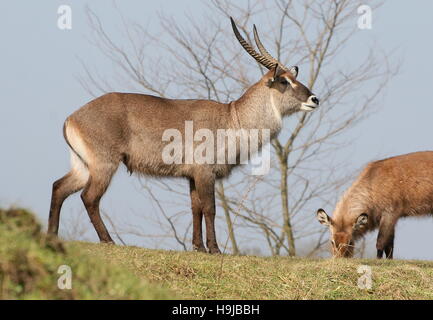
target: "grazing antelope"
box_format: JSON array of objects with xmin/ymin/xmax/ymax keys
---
[
  {"xmin": 317, "ymin": 151, "xmax": 433, "ymax": 259},
  {"xmin": 48, "ymin": 18, "xmax": 319, "ymax": 253}
]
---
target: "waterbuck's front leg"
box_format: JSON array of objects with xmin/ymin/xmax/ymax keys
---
[
  {"xmin": 194, "ymin": 171, "xmax": 221, "ymax": 254},
  {"xmin": 189, "ymin": 179, "xmax": 206, "ymax": 252},
  {"xmin": 376, "ymin": 214, "xmax": 396, "ymax": 259}
]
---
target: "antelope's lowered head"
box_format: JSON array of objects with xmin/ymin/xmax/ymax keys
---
[
  {"xmin": 316, "ymin": 209, "xmax": 368, "ymax": 258},
  {"xmin": 231, "ymin": 17, "xmax": 319, "ymax": 116}
]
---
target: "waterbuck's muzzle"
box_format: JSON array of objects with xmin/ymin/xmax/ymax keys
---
[{"xmin": 301, "ymin": 95, "xmax": 320, "ymax": 111}]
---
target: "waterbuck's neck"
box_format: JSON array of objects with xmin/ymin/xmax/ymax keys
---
[{"xmin": 231, "ymin": 80, "xmax": 283, "ymax": 139}]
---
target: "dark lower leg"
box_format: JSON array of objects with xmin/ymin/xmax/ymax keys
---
[
  {"xmin": 83, "ymin": 202, "xmax": 113, "ymax": 243},
  {"xmin": 48, "ymin": 192, "xmax": 63, "ymax": 235},
  {"xmin": 203, "ymin": 207, "xmax": 220, "ymax": 254},
  {"xmin": 190, "ymin": 179, "xmax": 206, "ymax": 252},
  {"xmin": 377, "ymin": 249, "xmax": 384, "ymax": 259},
  {"xmin": 195, "ymin": 174, "xmax": 220, "ymax": 254},
  {"xmin": 385, "ymin": 240, "xmax": 394, "ymax": 259},
  {"xmin": 81, "ymin": 175, "xmax": 114, "ymax": 243},
  {"xmin": 192, "ymin": 213, "xmax": 205, "ymax": 252},
  {"xmin": 376, "ymin": 216, "xmax": 396, "ymax": 260},
  {"xmin": 48, "ymin": 172, "xmax": 84, "ymax": 235}
]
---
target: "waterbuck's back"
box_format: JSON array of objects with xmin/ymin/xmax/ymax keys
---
[
  {"xmin": 65, "ymin": 92, "xmax": 236, "ymax": 178},
  {"xmin": 354, "ymin": 151, "xmax": 433, "ymax": 217}
]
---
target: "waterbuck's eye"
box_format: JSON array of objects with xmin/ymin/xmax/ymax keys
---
[{"xmin": 280, "ymin": 79, "xmax": 289, "ymax": 86}]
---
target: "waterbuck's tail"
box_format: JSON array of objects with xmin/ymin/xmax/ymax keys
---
[{"xmin": 63, "ymin": 118, "xmax": 90, "ymax": 184}]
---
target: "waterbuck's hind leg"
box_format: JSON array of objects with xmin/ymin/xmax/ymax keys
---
[
  {"xmin": 81, "ymin": 164, "xmax": 117, "ymax": 244},
  {"xmin": 48, "ymin": 171, "xmax": 87, "ymax": 235},
  {"xmin": 189, "ymin": 179, "xmax": 206, "ymax": 252},
  {"xmin": 194, "ymin": 171, "xmax": 221, "ymax": 254}
]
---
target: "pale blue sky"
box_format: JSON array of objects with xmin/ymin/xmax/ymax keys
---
[{"xmin": 1, "ymin": 1, "xmax": 433, "ymax": 259}]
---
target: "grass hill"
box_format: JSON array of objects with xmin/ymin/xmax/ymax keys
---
[
  {"xmin": 1, "ymin": 207, "xmax": 433, "ymax": 299},
  {"xmin": 0, "ymin": 208, "xmax": 173, "ymax": 299},
  {"xmin": 84, "ymin": 243, "xmax": 433, "ymax": 299}
]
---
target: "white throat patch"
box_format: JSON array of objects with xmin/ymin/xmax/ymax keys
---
[{"xmin": 270, "ymin": 92, "xmax": 282, "ymax": 125}]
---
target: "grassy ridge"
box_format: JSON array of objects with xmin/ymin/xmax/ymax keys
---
[
  {"xmin": 82, "ymin": 243, "xmax": 433, "ymax": 300},
  {"xmin": 1, "ymin": 208, "xmax": 433, "ymax": 299},
  {"xmin": 0, "ymin": 208, "xmax": 174, "ymax": 299}
]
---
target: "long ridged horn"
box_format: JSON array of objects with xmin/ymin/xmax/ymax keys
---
[
  {"xmin": 253, "ymin": 24, "xmax": 287, "ymax": 72},
  {"xmin": 230, "ymin": 17, "xmax": 275, "ymax": 70}
]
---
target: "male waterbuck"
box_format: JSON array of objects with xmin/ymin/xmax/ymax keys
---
[
  {"xmin": 48, "ymin": 18, "xmax": 319, "ymax": 253},
  {"xmin": 317, "ymin": 151, "xmax": 433, "ymax": 259}
]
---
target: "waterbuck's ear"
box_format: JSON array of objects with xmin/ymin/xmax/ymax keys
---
[
  {"xmin": 289, "ymin": 66, "xmax": 298, "ymax": 78},
  {"xmin": 316, "ymin": 208, "xmax": 332, "ymax": 226},
  {"xmin": 353, "ymin": 213, "xmax": 368, "ymax": 231},
  {"xmin": 268, "ymin": 64, "xmax": 287, "ymax": 87},
  {"xmin": 272, "ymin": 64, "xmax": 286, "ymax": 81}
]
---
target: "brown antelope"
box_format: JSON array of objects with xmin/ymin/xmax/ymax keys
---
[
  {"xmin": 48, "ymin": 18, "xmax": 319, "ymax": 253},
  {"xmin": 317, "ymin": 151, "xmax": 433, "ymax": 259}
]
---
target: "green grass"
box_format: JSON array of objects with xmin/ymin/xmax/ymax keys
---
[
  {"xmin": 82, "ymin": 243, "xmax": 433, "ymax": 300},
  {"xmin": 1, "ymin": 207, "xmax": 433, "ymax": 299},
  {"xmin": 0, "ymin": 208, "xmax": 174, "ymax": 299}
]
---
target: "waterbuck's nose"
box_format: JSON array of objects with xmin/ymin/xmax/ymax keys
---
[
  {"xmin": 301, "ymin": 95, "xmax": 320, "ymax": 111},
  {"xmin": 311, "ymin": 96, "xmax": 319, "ymax": 105}
]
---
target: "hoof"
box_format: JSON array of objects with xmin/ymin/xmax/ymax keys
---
[
  {"xmin": 193, "ymin": 245, "xmax": 207, "ymax": 253},
  {"xmin": 208, "ymin": 247, "xmax": 221, "ymax": 254},
  {"xmin": 101, "ymin": 240, "xmax": 115, "ymax": 245}
]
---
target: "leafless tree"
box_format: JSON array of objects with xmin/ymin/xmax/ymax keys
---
[{"xmin": 76, "ymin": 0, "xmax": 396, "ymax": 256}]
